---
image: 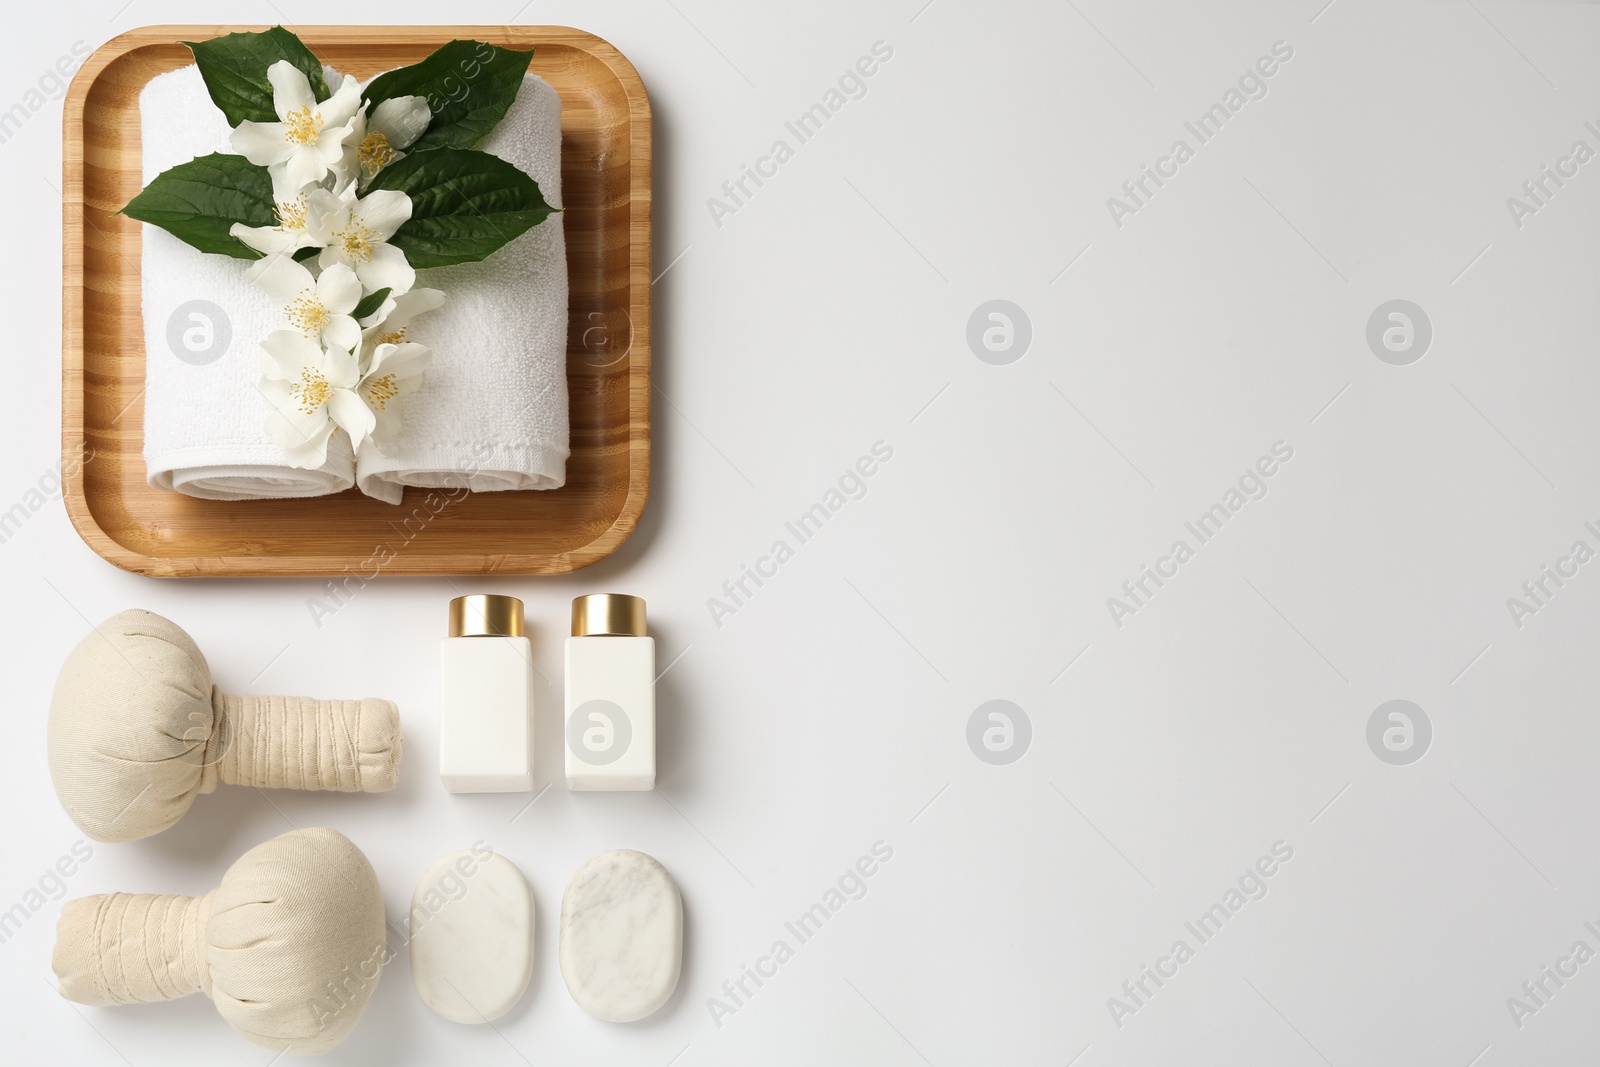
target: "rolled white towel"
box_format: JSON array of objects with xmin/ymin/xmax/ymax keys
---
[
  {"xmin": 355, "ymin": 73, "xmax": 569, "ymax": 505},
  {"xmin": 139, "ymin": 65, "xmax": 357, "ymax": 500},
  {"xmin": 155, "ymin": 437, "xmax": 356, "ymax": 500}
]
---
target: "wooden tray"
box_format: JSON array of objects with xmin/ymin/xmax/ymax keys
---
[{"xmin": 62, "ymin": 25, "xmax": 650, "ymax": 576}]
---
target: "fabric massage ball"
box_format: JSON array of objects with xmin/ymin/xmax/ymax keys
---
[
  {"xmin": 52, "ymin": 827, "xmax": 389, "ymax": 1054},
  {"xmin": 48, "ymin": 608, "xmax": 402, "ymax": 842}
]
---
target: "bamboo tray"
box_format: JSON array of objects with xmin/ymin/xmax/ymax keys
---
[{"xmin": 62, "ymin": 25, "xmax": 650, "ymax": 576}]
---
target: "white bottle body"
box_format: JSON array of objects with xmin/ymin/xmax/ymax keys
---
[
  {"xmin": 564, "ymin": 636, "xmax": 655, "ymax": 790},
  {"xmin": 440, "ymin": 636, "xmax": 535, "ymax": 792}
]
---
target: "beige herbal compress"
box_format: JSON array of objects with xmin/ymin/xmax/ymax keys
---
[
  {"xmin": 53, "ymin": 827, "xmax": 387, "ymax": 1054},
  {"xmin": 49, "ymin": 608, "xmax": 402, "ymax": 842}
]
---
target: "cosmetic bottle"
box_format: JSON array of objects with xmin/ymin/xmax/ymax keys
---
[
  {"xmin": 565, "ymin": 594, "xmax": 655, "ymax": 791},
  {"xmin": 440, "ymin": 594, "xmax": 534, "ymax": 793}
]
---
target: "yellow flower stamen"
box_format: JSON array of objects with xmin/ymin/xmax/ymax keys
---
[
  {"xmin": 292, "ymin": 367, "xmax": 332, "ymax": 413},
  {"xmin": 287, "ymin": 289, "xmax": 331, "ymax": 336},
  {"xmin": 364, "ymin": 373, "xmax": 399, "ymax": 410},
  {"xmin": 283, "ymin": 105, "xmax": 322, "ymax": 145},
  {"xmin": 274, "ymin": 194, "xmax": 308, "ymax": 231},
  {"xmin": 374, "ymin": 327, "xmax": 407, "ymax": 346},
  {"xmin": 335, "ymin": 220, "xmax": 376, "ymax": 263},
  {"xmin": 358, "ymin": 131, "xmax": 395, "ymax": 177}
]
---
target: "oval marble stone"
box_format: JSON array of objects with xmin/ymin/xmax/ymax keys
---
[
  {"xmin": 560, "ymin": 849, "xmax": 682, "ymax": 1021},
  {"xmin": 410, "ymin": 849, "xmax": 534, "ymax": 1024}
]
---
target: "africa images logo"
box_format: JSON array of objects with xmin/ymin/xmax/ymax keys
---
[{"xmin": 567, "ymin": 700, "xmax": 632, "ymax": 765}]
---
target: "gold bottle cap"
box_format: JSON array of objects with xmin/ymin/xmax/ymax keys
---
[
  {"xmin": 572, "ymin": 594, "xmax": 646, "ymax": 637},
  {"xmin": 449, "ymin": 594, "xmax": 525, "ymax": 638}
]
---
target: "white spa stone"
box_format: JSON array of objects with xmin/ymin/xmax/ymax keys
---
[
  {"xmin": 410, "ymin": 849, "xmax": 534, "ymax": 1024},
  {"xmin": 560, "ymin": 849, "xmax": 682, "ymax": 1022}
]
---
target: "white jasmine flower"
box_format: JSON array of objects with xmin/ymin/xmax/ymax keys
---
[
  {"xmin": 360, "ymin": 287, "xmax": 445, "ymax": 347},
  {"xmin": 342, "ymin": 96, "xmax": 432, "ymax": 186},
  {"xmin": 306, "ymin": 185, "xmax": 416, "ymax": 295},
  {"xmin": 232, "ymin": 61, "xmax": 362, "ymax": 195},
  {"xmin": 350, "ymin": 287, "xmax": 441, "ymax": 449},
  {"xmin": 358, "ymin": 339, "xmax": 432, "ymax": 449},
  {"xmin": 248, "ymin": 256, "xmax": 363, "ymax": 353},
  {"xmin": 229, "ymin": 191, "xmax": 317, "ymax": 257},
  {"xmin": 259, "ymin": 331, "xmax": 371, "ymax": 466}
]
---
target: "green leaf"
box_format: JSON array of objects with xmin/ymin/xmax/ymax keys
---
[
  {"xmin": 364, "ymin": 147, "xmax": 557, "ymax": 268},
  {"xmin": 119, "ymin": 153, "xmax": 276, "ymax": 259},
  {"xmin": 184, "ymin": 27, "xmax": 330, "ymax": 126},
  {"xmin": 292, "ymin": 245, "xmax": 319, "ymax": 262},
  {"xmin": 352, "ymin": 287, "xmax": 393, "ymax": 321},
  {"xmin": 362, "ymin": 40, "xmax": 533, "ymax": 150}
]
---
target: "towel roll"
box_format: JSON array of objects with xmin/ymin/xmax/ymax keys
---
[
  {"xmin": 139, "ymin": 65, "xmax": 357, "ymax": 500},
  {"xmin": 354, "ymin": 74, "xmax": 569, "ymax": 504}
]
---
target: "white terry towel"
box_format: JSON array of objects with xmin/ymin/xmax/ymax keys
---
[
  {"xmin": 139, "ymin": 65, "xmax": 357, "ymax": 500},
  {"xmin": 355, "ymin": 75, "xmax": 569, "ymax": 504}
]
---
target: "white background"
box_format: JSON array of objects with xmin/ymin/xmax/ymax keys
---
[{"xmin": 3, "ymin": 1, "xmax": 1599, "ymax": 1064}]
